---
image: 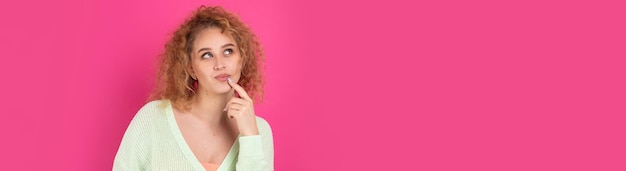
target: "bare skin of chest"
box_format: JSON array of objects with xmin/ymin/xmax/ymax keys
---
[{"xmin": 174, "ymin": 110, "xmax": 238, "ymax": 164}]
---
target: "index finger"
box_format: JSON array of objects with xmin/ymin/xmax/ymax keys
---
[{"xmin": 227, "ymin": 77, "xmax": 253, "ymax": 102}]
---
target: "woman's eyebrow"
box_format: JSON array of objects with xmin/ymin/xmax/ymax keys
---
[
  {"xmin": 221, "ymin": 43, "xmax": 235, "ymax": 48},
  {"xmin": 196, "ymin": 43, "xmax": 235, "ymax": 53}
]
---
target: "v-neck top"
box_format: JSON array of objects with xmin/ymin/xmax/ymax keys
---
[
  {"xmin": 166, "ymin": 100, "xmax": 240, "ymax": 171},
  {"xmin": 113, "ymin": 100, "xmax": 274, "ymax": 171}
]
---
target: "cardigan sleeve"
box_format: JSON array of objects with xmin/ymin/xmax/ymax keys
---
[
  {"xmin": 113, "ymin": 104, "xmax": 154, "ymax": 171},
  {"xmin": 236, "ymin": 116, "xmax": 274, "ymax": 171}
]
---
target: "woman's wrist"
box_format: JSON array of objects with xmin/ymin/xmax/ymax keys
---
[
  {"xmin": 240, "ymin": 130, "xmax": 259, "ymax": 136},
  {"xmin": 239, "ymin": 122, "xmax": 259, "ymax": 136}
]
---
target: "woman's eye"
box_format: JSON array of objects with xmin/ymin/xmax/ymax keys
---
[
  {"xmin": 201, "ymin": 52, "xmax": 213, "ymax": 59},
  {"xmin": 224, "ymin": 49, "xmax": 233, "ymax": 55}
]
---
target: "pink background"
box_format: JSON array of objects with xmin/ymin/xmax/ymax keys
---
[{"xmin": 1, "ymin": 0, "xmax": 624, "ymax": 170}]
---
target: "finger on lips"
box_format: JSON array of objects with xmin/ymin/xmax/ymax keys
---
[
  {"xmin": 224, "ymin": 77, "xmax": 253, "ymax": 119},
  {"xmin": 227, "ymin": 77, "xmax": 253, "ymax": 102}
]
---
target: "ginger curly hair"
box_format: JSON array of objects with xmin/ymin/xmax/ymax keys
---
[{"xmin": 150, "ymin": 6, "xmax": 264, "ymax": 110}]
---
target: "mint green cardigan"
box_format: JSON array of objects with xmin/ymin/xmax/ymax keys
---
[{"xmin": 113, "ymin": 100, "xmax": 274, "ymax": 171}]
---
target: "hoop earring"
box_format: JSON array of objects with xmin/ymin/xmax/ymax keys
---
[{"xmin": 185, "ymin": 81, "xmax": 195, "ymax": 94}]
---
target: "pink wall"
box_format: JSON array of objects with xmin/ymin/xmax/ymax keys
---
[{"xmin": 1, "ymin": 0, "xmax": 624, "ymax": 170}]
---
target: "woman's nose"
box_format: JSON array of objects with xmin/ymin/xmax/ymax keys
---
[{"xmin": 213, "ymin": 57, "xmax": 226, "ymax": 70}]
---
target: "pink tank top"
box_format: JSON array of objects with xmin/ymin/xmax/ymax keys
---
[{"xmin": 201, "ymin": 163, "xmax": 220, "ymax": 171}]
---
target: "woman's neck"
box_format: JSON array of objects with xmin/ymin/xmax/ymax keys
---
[{"xmin": 189, "ymin": 88, "xmax": 234, "ymax": 125}]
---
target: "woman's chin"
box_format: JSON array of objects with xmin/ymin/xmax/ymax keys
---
[
  {"xmin": 214, "ymin": 86, "xmax": 233, "ymax": 95},
  {"xmin": 215, "ymin": 90, "xmax": 231, "ymax": 95},
  {"xmin": 198, "ymin": 85, "xmax": 232, "ymax": 96}
]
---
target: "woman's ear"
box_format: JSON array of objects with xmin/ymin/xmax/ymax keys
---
[{"xmin": 188, "ymin": 66, "xmax": 197, "ymax": 80}]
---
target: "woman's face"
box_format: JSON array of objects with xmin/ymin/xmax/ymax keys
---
[{"xmin": 190, "ymin": 27, "xmax": 242, "ymax": 96}]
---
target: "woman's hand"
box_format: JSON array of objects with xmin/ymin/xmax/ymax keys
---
[{"xmin": 224, "ymin": 78, "xmax": 259, "ymax": 136}]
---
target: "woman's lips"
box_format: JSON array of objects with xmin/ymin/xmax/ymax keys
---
[{"xmin": 215, "ymin": 74, "xmax": 230, "ymax": 82}]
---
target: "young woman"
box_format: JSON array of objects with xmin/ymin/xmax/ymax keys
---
[{"xmin": 114, "ymin": 6, "xmax": 273, "ymax": 171}]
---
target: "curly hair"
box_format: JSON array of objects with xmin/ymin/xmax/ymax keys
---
[{"xmin": 150, "ymin": 6, "xmax": 264, "ymax": 111}]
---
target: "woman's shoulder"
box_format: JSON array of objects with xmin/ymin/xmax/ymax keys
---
[
  {"xmin": 139, "ymin": 99, "xmax": 170, "ymax": 110},
  {"xmin": 138, "ymin": 99, "xmax": 170, "ymax": 113},
  {"xmin": 255, "ymin": 115, "xmax": 273, "ymax": 135},
  {"xmin": 132, "ymin": 99, "xmax": 171, "ymax": 122}
]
